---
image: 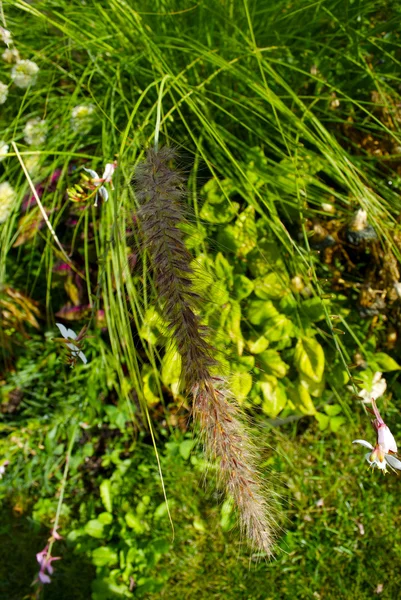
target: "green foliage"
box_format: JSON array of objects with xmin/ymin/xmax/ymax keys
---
[{"xmin": 2, "ymin": 0, "xmax": 401, "ymax": 596}]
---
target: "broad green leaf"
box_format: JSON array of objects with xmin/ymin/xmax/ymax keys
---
[
  {"xmin": 139, "ymin": 307, "xmax": 165, "ymax": 345},
  {"xmin": 178, "ymin": 221, "xmax": 206, "ymax": 250},
  {"xmin": 179, "ymin": 439, "xmax": 195, "ymax": 460},
  {"xmin": 231, "ymin": 372, "xmax": 253, "ymax": 403},
  {"xmin": 201, "ymin": 177, "xmax": 235, "ymax": 204},
  {"xmin": 244, "ymin": 146, "xmax": 268, "ymax": 189},
  {"xmin": 324, "ymin": 404, "xmax": 342, "ymax": 417},
  {"xmin": 294, "ymin": 337, "xmax": 325, "ymax": 383},
  {"xmin": 258, "ymin": 350, "xmax": 289, "ymax": 378},
  {"xmin": 263, "ymin": 314, "xmax": 295, "ymax": 343},
  {"xmin": 125, "ymin": 512, "xmax": 145, "ymax": 534},
  {"xmin": 193, "ymin": 517, "xmax": 206, "ymax": 532},
  {"xmin": 200, "ymin": 199, "xmax": 239, "ymax": 223},
  {"xmin": 85, "ymin": 519, "xmax": 105, "ymax": 539},
  {"xmin": 279, "ymin": 293, "xmax": 298, "ymax": 315},
  {"xmin": 329, "ymin": 363, "xmax": 350, "ymax": 386},
  {"xmin": 290, "ymin": 380, "xmax": 316, "ymax": 415},
  {"xmin": 98, "ymin": 512, "xmax": 113, "ymax": 525},
  {"xmin": 233, "ymin": 274, "xmax": 254, "ymax": 300},
  {"xmin": 92, "ymin": 547, "xmax": 118, "ymax": 567},
  {"xmin": 220, "ymin": 498, "xmax": 234, "ymax": 531},
  {"xmin": 247, "ymin": 335, "xmax": 269, "ymax": 354},
  {"xmin": 100, "ymin": 479, "xmax": 113, "ymax": 512},
  {"xmin": 246, "ymin": 299, "xmax": 279, "ymax": 326},
  {"xmin": 232, "ymin": 355, "xmax": 255, "ymax": 372},
  {"xmin": 254, "ymin": 272, "xmax": 288, "ymax": 300},
  {"xmin": 223, "ymin": 301, "xmax": 244, "ymax": 355},
  {"xmin": 161, "ymin": 344, "xmax": 182, "ymax": 393},
  {"xmin": 329, "ymin": 416, "xmax": 346, "ymax": 433},
  {"xmin": 247, "ymin": 239, "xmax": 284, "ymax": 277},
  {"xmin": 215, "ymin": 252, "xmax": 234, "ymax": 284},
  {"xmin": 217, "ymin": 206, "xmax": 257, "ymax": 257},
  {"xmin": 154, "ymin": 502, "xmax": 168, "ymax": 520},
  {"xmin": 372, "ymin": 352, "xmax": 401, "ymax": 372},
  {"xmin": 260, "ymin": 377, "xmax": 287, "ymax": 417},
  {"xmin": 315, "ymin": 412, "xmax": 330, "ymax": 430},
  {"xmin": 300, "ymin": 375, "xmax": 325, "ymax": 398},
  {"xmin": 136, "ymin": 495, "xmax": 151, "ymax": 517},
  {"xmin": 300, "ymin": 297, "xmax": 326, "ymax": 322},
  {"xmin": 142, "ymin": 367, "xmax": 160, "ymax": 406}
]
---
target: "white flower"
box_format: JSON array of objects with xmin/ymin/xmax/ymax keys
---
[
  {"xmin": 71, "ymin": 104, "xmax": 96, "ymax": 134},
  {"xmin": 25, "ymin": 154, "xmax": 41, "ymax": 176},
  {"xmin": 102, "ymin": 162, "xmax": 116, "ymax": 183},
  {"xmin": 0, "ymin": 27, "xmax": 12, "ymax": 47},
  {"xmin": 0, "ymin": 141, "xmax": 9, "ymax": 162},
  {"xmin": 0, "ymin": 460, "xmax": 9, "ymax": 478},
  {"xmin": 0, "ymin": 181, "xmax": 16, "ymax": 223},
  {"xmin": 83, "ymin": 161, "xmax": 117, "ymax": 206},
  {"xmin": 357, "ymin": 371, "xmax": 387, "ymax": 403},
  {"xmin": 55, "ymin": 323, "xmax": 88, "ymax": 364},
  {"xmin": 24, "ymin": 117, "xmax": 47, "ymax": 146},
  {"xmin": 353, "ymin": 399, "xmax": 401, "ymax": 473},
  {"xmin": 0, "ymin": 81, "xmax": 8, "ymax": 104},
  {"xmin": 2, "ymin": 48, "xmax": 19, "ymax": 63},
  {"xmin": 322, "ymin": 202, "xmax": 335, "ymax": 213},
  {"xmin": 11, "ymin": 59, "xmax": 39, "ymax": 88}
]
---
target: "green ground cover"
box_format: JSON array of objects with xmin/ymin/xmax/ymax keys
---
[{"xmin": 1, "ymin": 0, "xmax": 401, "ymax": 598}]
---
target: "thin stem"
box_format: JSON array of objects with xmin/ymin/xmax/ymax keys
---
[
  {"xmin": 11, "ymin": 141, "xmax": 73, "ymax": 266},
  {"xmin": 47, "ymin": 423, "xmax": 78, "ymax": 557},
  {"xmin": 0, "ymin": 0, "xmax": 7, "ymax": 29}
]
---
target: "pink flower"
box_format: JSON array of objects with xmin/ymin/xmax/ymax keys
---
[
  {"xmin": 55, "ymin": 322, "xmax": 88, "ymax": 364},
  {"xmin": 83, "ymin": 160, "xmax": 117, "ymax": 206},
  {"xmin": 36, "ymin": 544, "xmax": 61, "ymax": 585},
  {"xmin": 101, "ymin": 161, "xmax": 117, "ymax": 184},
  {"xmin": 50, "ymin": 526, "xmax": 63, "ymax": 541},
  {"xmin": 353, "ymin": 399, "xmax": 401, "ymax": 472}
]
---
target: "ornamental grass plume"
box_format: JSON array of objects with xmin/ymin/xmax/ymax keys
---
[{"xmin": 133, "ymin": 147, "xmax": 276, "ymax": 555}]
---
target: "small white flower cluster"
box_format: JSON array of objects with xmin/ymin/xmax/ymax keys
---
[
  {"xmin": 0, "ymin": 27, "xmax": 40, "ymax": 96},
  {"xmin": 0, "ymin": 141, "xmax": 9, "ymax": 162},
  {"xmin": 0, "ymin": 27, "xmax": 12, "ymax": 47},
  {"xmin": 11, "ymin": 59, "xmax": 39, "ymax": 89},
  {"xmin": 24, "ymin": 117, "xmax": 48, "ymax": 146},
  {"xmin": 0, "ymin": 81, "xmax": 8, "ymax": 104},
  {"xmin": 0, "ymin": 181, "xmax": 16, "ymax": 224},
  {"xmin": 25, "ymin": 154, "xmax": 41, "ymax": 176},
  {"xmin": 2, "ymin": 48, "xmax": 19, "ymax": 64},
  {"xmin": 71, "ymin": 104, "xmax": 96, "ymax": 134}
]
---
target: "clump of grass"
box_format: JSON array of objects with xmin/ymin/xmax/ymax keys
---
[{"xmin": 133, "ymin": 146, "xmax": 277, "ymax": 554}]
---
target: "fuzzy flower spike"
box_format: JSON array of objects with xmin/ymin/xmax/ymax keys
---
[
  {"xmin": 353, "ymin": 399, "xmax": 401, "ymax": 472},
  {"xmin": 133, "ymin": 147, "xmax": 277, "ymax": 555}
]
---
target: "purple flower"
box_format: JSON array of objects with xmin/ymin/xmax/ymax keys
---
[{"xmin": 36, "ymin": 544, "xmax": 61, "ymax": 585}]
